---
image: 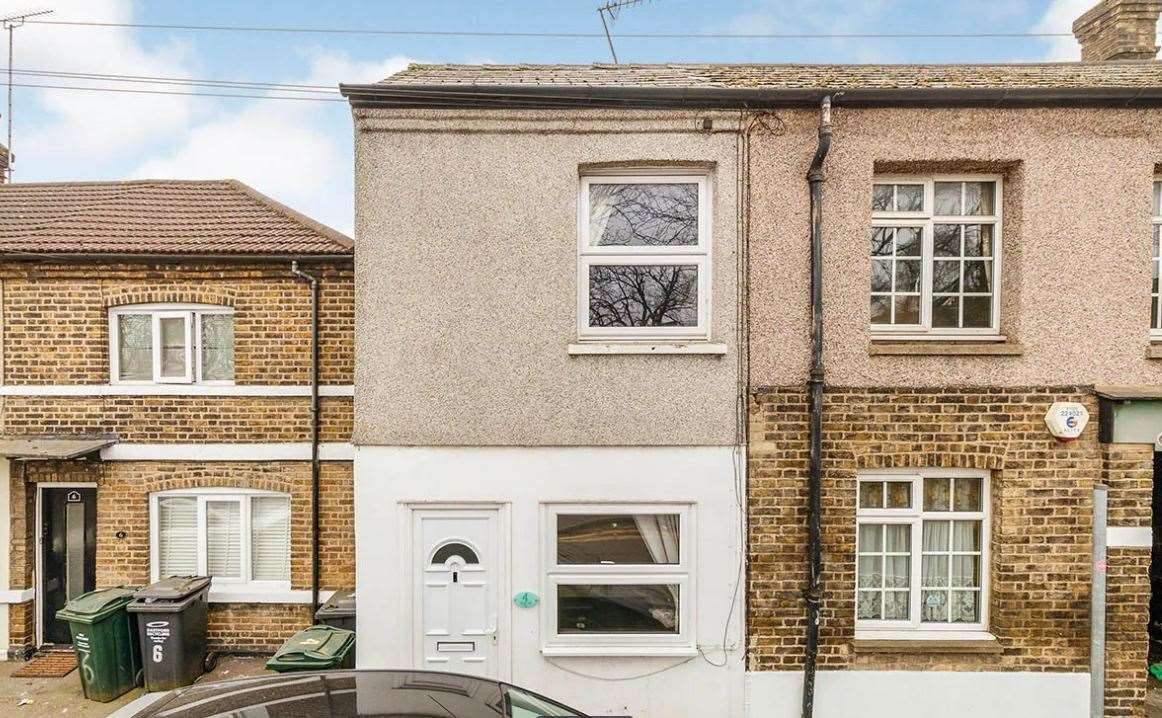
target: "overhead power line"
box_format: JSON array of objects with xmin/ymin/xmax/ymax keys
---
[
  {"xmin": 4, "ymin": 67, "xmax": 339, "ymax": 94},
  {"xmin": 5, "ymin": 81, "xmax": 346, "ymax": 102},
  {"xmin": 24, "ymin": 18, "xmax": 1074, "ymax": 40}
]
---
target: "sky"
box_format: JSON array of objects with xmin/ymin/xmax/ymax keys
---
[{"xmin": 0, "ymin": 0, "xmax": 1123, "ymax": 234}]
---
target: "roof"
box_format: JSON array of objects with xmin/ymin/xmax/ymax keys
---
[
  {"xmin": 343, "ymin": 60, "xmax": 1162, "ymax": 109},
  {"xmin": 0, "ymin": 436, "xmax": 116, "ymax": 459},
  {"xmin": 0, "ymin": 179, "xmax": 352, "ymax": 257},
  {"xmin": 379, "ymin": 61, "xmax": 1162, "ymax": 90}
]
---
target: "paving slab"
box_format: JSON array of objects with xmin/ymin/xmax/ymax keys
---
[{"xmin": 2, "ymin": 655, "xmax": 273, "ymax": 718}]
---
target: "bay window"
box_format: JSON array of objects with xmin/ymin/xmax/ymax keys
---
[
  {"xmin": 870, "ymin": 176, "xmax": 1002, "ymax": 337},
  {"xmin": 578, "ymin": 173, "xmax": 711, "ymax": 342},
  {"xmin": 856, "ymin": 470, "xmax": 990, "ymax": 637},
  {"xmin": 152, "ymin": 490, "xmax": 291, "ymax": 591},
  {"xmin": 110, "ymin": 304, "xmax": 234, "ymax": 384},
  {"xmin": 543, "ymin": 504, "xmax": 694, "ymax": 655}
]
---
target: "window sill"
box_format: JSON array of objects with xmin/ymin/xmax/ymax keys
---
[
  {"xmin": 541, "ymin": 644, "xmax": 698, "ymax": 658},
  {"xmin": 852, "ymin": 633, "xmax": 1001, "ymax": 654},
  {"xmin": 1147, "ymin": 343, "xmax": 1162, "ymax": 360},
  {"xmin": 869, "ymin": 340, "xmax": 1023, "ymax": 356},
  {"xmin": 208, "ymin": 587, "xmax": 334, "ymax": 604},
  {"xmin": 568, "ymin": 342, "xmax": 728, "ymax": 356}
]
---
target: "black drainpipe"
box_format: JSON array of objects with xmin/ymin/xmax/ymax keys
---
[
  {"xmin": 291, "ymin": 260, "xmax": 321, "ymax": 621},
  {"xmin": 802, "ymin": 95, "xmax": 832, "ymax": 718}
]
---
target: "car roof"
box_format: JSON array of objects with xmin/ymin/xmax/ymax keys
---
[{"xmin": 136, "ymin": 669, "xmax": 579, "ymax": 718}]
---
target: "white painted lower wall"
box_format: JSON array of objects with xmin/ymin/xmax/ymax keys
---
[
  {"xmin": 746, "ymin": 671, "xmax": 1089, "ymax": 718},
  {"xmin": 355, "ymin": 445, "xmax": 746, "ymax": 718},
  {"xmin": 0, "ymin": 460, "xmax": 9, "ymax": 657}
]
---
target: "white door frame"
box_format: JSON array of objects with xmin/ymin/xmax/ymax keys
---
[
  {"xmin": 401, "ymin": 502, "xmax": 511, "ymax": 681},
  {"xmin": 34, "ymin": 481, "xmax": 98, "ymax": 647}
]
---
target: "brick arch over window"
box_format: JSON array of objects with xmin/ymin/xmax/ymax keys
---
[
  {"xmin": 854, "ymin": 444, "xmax": 1006, "ymax": 472},
  {"xmin": 104, "ymin": 286, "xmax": 237, "ymax": 309},
  {"xmin": 138, "ymin": 465, "xmax": 298, "ymax": 495}
]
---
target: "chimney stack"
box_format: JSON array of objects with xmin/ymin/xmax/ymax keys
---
[
  {"xmin": 1073, "ymin": 0, "xmax": 1162, "ymax": 61},
  {"xmin": 0, "ymin": 145, "xmax": 8, "ymax": 183}
]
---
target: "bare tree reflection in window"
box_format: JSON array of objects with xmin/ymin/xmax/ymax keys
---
[
  {"xmin": 589, "ymin": 183, "xmax": 698, "ymax": 247},
  {"xmin": 589, "ymin": 265, "xmax": 698, "ymax": 327}
]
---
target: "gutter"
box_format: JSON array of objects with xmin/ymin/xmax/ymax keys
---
[
  {"xmin": 0, "ymin": 253, "xmax": 352, "ymax": 264},
  {"xmin": 290, "ymin": 260, "xmax": 322, "ymax": 621},
  {"xmin": 340, "ymin": 83, "xmax": 1162, "ymax": 109},
  {"xmin": 802, "ymin": 95, "xmax": 832, "ymax": 718}
]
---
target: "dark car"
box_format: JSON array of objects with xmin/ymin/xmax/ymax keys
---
[{"xmin": 130, "ymin": 670, "xmax": 587, "ymax": 718}]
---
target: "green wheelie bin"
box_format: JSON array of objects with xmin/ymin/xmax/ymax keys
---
[
  {"xmin": 265, "ymin": 625, "xmax": 355, "ymax": 672},
  {"xmin": 55, "ymin": 586, "xmax": 142, "ymax": 703}
]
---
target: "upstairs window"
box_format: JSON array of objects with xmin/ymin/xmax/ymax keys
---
[
  {"xmin": 856, "ymin": 470, "xmax": 990, "ymax": 636},
  {"xmin": 1152, "ymin": 179, "xmax": 1161, "ymax": 335},
  {"xmin": 870, "ymin": 177, "xmax": 1002, "ymax": 337},
  {"xmin": 110, "ymin": 304, "xmax": 234, "ymax": 384},
  {"xmin": 578, "ymin": 173, "xmax": 711, "ymax": 342},
  {"xmin": 152, "ymin": 489, "xmax": 291, "ymax": 588}
]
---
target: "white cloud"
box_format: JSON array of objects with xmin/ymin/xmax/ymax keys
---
[
  {"xmin": 1032, "ymin": 0, "xmax": 1162, "ymax": 61},
  {"xmin": 130, "ymin": 51, "xmax": 414, "ymax": 235},
  {"xmin": 1032, "ymin": 0, "xmax": 1093, "ymax": 60},
  {"xmin": 9, "ymin": 0, "xmax": 202, "ymax": 176}
]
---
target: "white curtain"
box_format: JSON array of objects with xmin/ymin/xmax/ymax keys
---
[
  {"xmin": 634, "ymin": 514, "xmax": 680, "ymax": 565},
  {"xmin": 118, "ymin": 314, "xmax": 152, "ymax": 381},
  {"xmin": 200, "ymin": 314, "xmax": 235, "ymax": 381},
  {"xmin": 634, "ymin": 515, "xmax": 680, "ymax": 628}
]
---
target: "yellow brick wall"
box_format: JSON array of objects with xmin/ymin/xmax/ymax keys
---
[
  {"xmin": 8, "ymin": 459, "xmax": 354, "ymax": 654},
  {"xmin": 748, "ymin": 386, "xmax": 1147, "ymax": 716}
]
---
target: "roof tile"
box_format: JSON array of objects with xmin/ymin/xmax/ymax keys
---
[
  {"xmin": 0, "ymin": 179, "xmax": 352, "ymax": 256},
  {"xmin": 379, "ymin": 61, "xmax": 1162, "ymax": 90}
]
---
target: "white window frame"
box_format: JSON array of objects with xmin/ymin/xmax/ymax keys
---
[
  {"xmin": 541, "ymin": 503, "xmax": 696, "ymax": 656},
  {"xmin": 577, "ymin": 171, "xmax": 712, "ymax": 343},
  {"xmin": 1151, "ymin": 177, "xmax": 1161, "ymax": 339},
  {"xmin": 109, "ymin": 303, "xmax": 235, "ymax": 385},
  {"xmin": 148, "ymin": 488, "xmax": 291, "ymax": 593},
  {"xmin": 854, "ymin": 468, "xmax": 991, "ymax": 639},
  {"xmin": 870, "ymin": 175, "xmax": 1003, "ymax": 339}
]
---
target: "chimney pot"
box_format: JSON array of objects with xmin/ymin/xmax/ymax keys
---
[{"xmin": 1073, "ymin": 0, "xmax": 1162, "ymax": 61}]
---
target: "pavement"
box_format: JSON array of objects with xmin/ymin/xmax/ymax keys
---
[{"xmin": 2, "ymin": 655, "xmax": 272, "ymax": 718}]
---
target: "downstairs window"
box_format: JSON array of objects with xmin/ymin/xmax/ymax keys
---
[
  {"xmin": 151, "ymin": 489, "xmax": 291, "ymax": 590},
  {"xmin": 855, "ymin": 470, "xmax": 990, "ymax": 637}
]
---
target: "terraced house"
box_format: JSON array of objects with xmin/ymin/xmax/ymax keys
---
[
  {"xmin": 0, "ymin": 179, "xmax": 355, "ymax": 659},
  {"xmin": 341, "ymin": 1, "xmax": 1162, "ymax": 716}
]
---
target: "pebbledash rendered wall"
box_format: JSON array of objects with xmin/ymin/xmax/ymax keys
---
[
  {"xmin": 745, "ymin": 106, "xmax": 1162, "ymax": 718},
  {"xmin": 2, "ymin": 261, "xmax": 355, "ymax": 655},
  {"xmin": 352, "ymin": 108, "xmax": 748, "ymax": 718}
]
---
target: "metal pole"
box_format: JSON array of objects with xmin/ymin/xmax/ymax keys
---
[
  {"xmin": 7, "ymin": 24, "xmax": 12, "ymax": 182},
  {"xmin": 598, "ymin": 9, "xmax": 618, "ymax": 64},
  {"xmin": 1091, "ymin": 483, "xmax": 1108, "ymax": 718}
]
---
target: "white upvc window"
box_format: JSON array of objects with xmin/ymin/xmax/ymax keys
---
[
  {"xmin": 150, "ymin": 488, "xmax": 291, "ymax": 591},
  {"xmin": 1151, "ymin": 179, "xmax": 1161, "ymax": 337},
  {"xmin": 870, "ymin": 176, "xmax": 1003, "ymax": 338},
  {"xmin": 578, "ymin": 172, "xmax": 711, "ymax": 342},
  {"xmin": 110, "ymin": 304, "xmax": 235, "ymax": 384},
  {"xmin": 542, "ymin": 503, "xmax": 695, "ymax": 656},
  {"xmin": 855, "ymin": 469, "xmax": 991, "ymax": 638}
]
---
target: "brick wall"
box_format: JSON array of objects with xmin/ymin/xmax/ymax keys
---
[
  {"xmin": 208, "ymin": 603, "xmax": 313, "ymax": 652},
  {"xmin": 1, "ymin": 396, "xmax": 351, "ymax": 443},
  {"xmin": 8, "ymin": 459, "xmax": 354, "ymax": 654},
  {"xmin": 749, "ymin": 385, "xmax": 1147, "ymax": 715},
  {"xmin": 0, "ymin": 262, "xmax": 353, "ymax": 386}
]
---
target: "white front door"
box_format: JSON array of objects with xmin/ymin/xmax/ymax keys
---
[{"xmin": 414, "ymin": 509, "xmax": 499, "ymax": 678}]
